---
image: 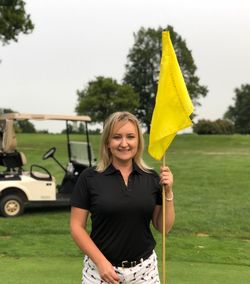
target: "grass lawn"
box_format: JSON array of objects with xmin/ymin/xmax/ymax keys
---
[
  {"xmin": 1, "ymin": 256, "xmax": 249, "ymax": 284},
  {"xmin": 0, "ymin": 134, "xmax": 250, "ymax": 283}
]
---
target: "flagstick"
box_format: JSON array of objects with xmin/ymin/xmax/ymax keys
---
[{"xmin": 162, "ymin": 153, "xmax": 166, "ymax": 284}]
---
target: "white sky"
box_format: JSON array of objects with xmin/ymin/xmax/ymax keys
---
[{"xmin": 0, "ymin": 0, "xmax": 250, "ymax": 132}]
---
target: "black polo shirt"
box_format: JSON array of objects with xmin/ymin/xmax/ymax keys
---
[{"xmin": 71, "ymin": 163, "xmax": 162, "ymax": 264}]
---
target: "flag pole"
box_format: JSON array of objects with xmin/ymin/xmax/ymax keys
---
[
  {"xmin": 162, "ymin": 152, "xmax": 166, "ymax": 284},
  {"xmin": 148, "ymin": 30, "xmax": 194, "ymax": 284}
]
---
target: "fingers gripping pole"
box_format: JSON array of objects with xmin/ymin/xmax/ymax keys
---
[{"xmin": 162, "ymin": 153, "xmax": 166, "ymax": 284}]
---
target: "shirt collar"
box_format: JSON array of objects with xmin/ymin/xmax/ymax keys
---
[
  {"xmin": 104, "ymin": 164, "xmax": 119, "ymax": 175},
  {"xmin": 104, "ymin": 161, "xmax": 143, "ymax": 175}
]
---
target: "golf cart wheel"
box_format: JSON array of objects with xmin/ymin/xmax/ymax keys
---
[{"xmin": 0, "ymin": 195, "xmax": 24, "ymax": 217}]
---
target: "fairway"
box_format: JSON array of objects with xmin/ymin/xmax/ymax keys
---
[
  {"xmin": 0, "ymin": 134, "xmax": 250, "ymax": 283},
  {"xmin": 1, "ymin": 256, "xmax": 249, "ymax": 284}
]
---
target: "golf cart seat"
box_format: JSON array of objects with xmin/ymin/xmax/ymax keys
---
[{"xmin": 0, "ymin": 151, "xmax": 27, "ymax": 174}]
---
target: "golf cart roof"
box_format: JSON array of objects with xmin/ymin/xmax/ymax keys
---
[{"xmin": 0, "ymin": 113, "xmax": 91, "ymax": 122}]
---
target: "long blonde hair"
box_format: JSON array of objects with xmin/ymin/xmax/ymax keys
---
[{"xmin": 96, "ymin": 112, "xmax": 151, "ymax": 172}]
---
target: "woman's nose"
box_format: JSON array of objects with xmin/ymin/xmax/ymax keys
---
[{"xmin": 120, "ymin": 137, "xmax": 128, "ymax": 146}]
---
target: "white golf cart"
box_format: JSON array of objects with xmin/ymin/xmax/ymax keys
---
[{"xmin": 0, "ymin": 113, "xmax": 95, "ymax": 217}]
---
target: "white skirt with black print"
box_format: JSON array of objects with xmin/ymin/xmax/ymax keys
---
[{"xmin": 82, "ymin": 250, "xmax": 161, "ymax": 284}]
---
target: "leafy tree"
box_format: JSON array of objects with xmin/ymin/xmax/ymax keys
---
[
  {"xmin": 17, "ymin": 120, "xmax": 36, "ymax": 133},
  {"xmin": 75, "ymin": 76, "xmax": 139, "ymax": 124},
  {"xmin": 224, "ymin": 84, "xmax": 250, "ymax": 134},
  {"xmin": 0, "ymin": 0, "xmax": 34, "ymax": 45},
  {"xmin": 123, "ymin": 26, "xmax": 208, "ymax": 133}
]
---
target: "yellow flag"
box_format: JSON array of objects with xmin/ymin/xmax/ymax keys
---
[{"xmin": 148, "ymin": 31, "xmax": 194, "ymax": 160}]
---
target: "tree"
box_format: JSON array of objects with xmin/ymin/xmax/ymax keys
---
[
  {"xmin": 75, "ymin": 76, "xmax": 139, "ymax": 124},
  {"xmin": 17, "ymin": 120, "xmax": 36, "ymax": 133},
  {"xmin": 0, "ymin": 0, "xmax": 34, "ymax": 46},
  {"xmin": 123, "ymin": 26, "xmax": 208, "ymax": 133},
  {"xmin": 224, "ymin": 84, "xmax": 250, "ymax": 134}
]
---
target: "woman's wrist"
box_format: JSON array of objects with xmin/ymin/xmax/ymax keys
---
[{"xmin": 165, "ymin": 190, "xmax": 174, "ymax": 202}]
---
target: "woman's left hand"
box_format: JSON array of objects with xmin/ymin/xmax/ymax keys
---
[{"xmin": 160, "ymin": 166, "xmax": 173, "ymax": 193}]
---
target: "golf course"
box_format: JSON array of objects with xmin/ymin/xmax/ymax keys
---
[{"xmin": 0, "ymin": 133, "xmax": 249, "ymax": 283}]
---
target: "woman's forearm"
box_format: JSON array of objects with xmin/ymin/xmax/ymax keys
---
[
  {"xmin": 71, "ymin": 224, "xmax": 107, "ymax": 266},
  {"xmin": 157, "ymin": 195, "xmax": 175, "ymax": 234}
]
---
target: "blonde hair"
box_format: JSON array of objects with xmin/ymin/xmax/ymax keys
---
[{"xmin": 96, "ymin": 112, "xmax": 151, "ymax": 172}]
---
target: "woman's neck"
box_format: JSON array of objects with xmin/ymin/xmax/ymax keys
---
[{"xmin": 112, "ymin": 159, "xmax": 133, "ymax": 174}]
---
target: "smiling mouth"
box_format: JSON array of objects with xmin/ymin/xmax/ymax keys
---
[{"xmin": 118, "ymin": 148, "xmax": 130, "ymax": 152}]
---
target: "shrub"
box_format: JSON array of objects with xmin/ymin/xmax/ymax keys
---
[
  {"xmin": 215, "ymin": 119, "xmax": 234, "ymax": 134},
  {"xmin": 193, "ymin": 119, "xmax": 234, "ymax": 135}
]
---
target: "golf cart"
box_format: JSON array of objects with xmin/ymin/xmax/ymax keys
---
[{"xmin": 0, "ymin": 113, "xmax": 95, "ymax": 217}]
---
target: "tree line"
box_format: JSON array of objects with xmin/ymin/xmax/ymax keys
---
[{"xmin": 1, "ymin": 1, "xmax": 250, "ymax": 134}]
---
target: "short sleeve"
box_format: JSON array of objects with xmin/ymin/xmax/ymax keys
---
[
  {"xmin": 151, "ymin": 170, "xmax": 162, "ymax": 206},
  {"xmin": 70, "ymin": 169, "xmax": 91, "ymax": 209}
]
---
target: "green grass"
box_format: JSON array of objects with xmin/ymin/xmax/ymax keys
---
[{"xmin": 1, "ymin": 134, "xmax": 250, "ymax": 283}]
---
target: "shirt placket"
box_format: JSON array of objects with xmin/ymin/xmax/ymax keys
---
[{"xmin": 117, "ymin": 171, "xmax": 134, "ymax": 192}]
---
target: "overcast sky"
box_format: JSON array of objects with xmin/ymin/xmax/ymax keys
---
[{"xmin": 1, "ymin": 0, "xmax": 249, "ymax": 132}]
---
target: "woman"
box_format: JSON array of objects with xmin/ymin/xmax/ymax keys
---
[{"xmin": 70, "ymin": 111, "xmax": 175, "ymax": 284}]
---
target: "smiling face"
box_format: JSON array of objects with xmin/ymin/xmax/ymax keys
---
[{"xmin": 108, "ymin": 121, "xmax": 139, "ymax": 166}]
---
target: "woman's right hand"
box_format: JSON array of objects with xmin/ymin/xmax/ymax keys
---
[{"xmin": 97, "ymin": 260, "xmax": 120, "ymax": 284}]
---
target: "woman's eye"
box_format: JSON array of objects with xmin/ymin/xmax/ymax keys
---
[{"xmin": 113, "ymin": 135, "xmax": 121, "ymax": 140}]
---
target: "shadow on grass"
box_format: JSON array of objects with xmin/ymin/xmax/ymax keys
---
[{"xmin": 23, "ymin": 205, "xmax": 70, "ymax": 216}]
